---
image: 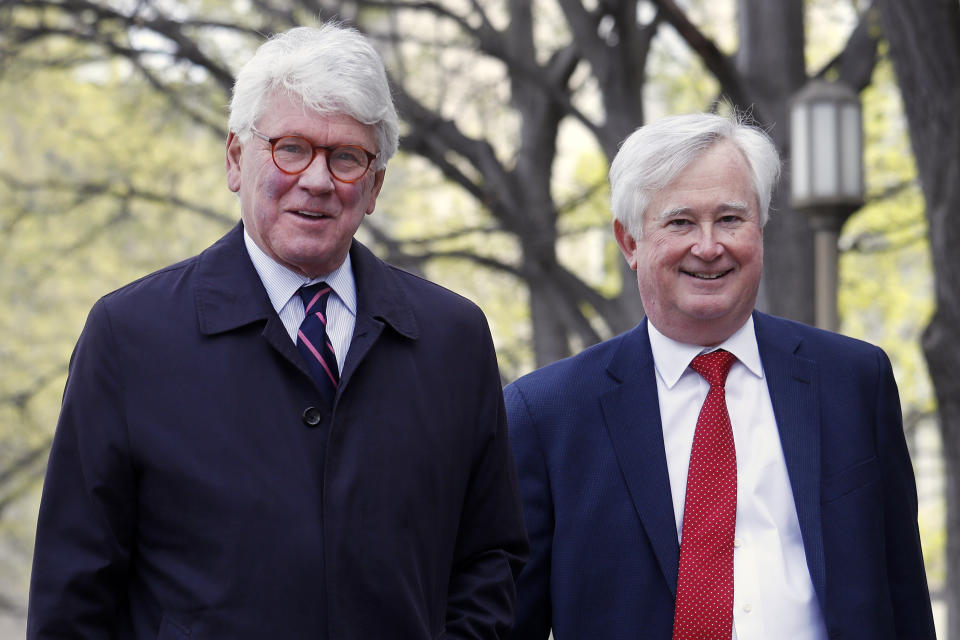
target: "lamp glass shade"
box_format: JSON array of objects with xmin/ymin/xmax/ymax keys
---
[
  {"xmin": 790, "ymin": 102, "xmax": 810, "ymax": 202},
  {"xmin": 811, "ymin": 102, "xmax": 839, "ymax": 198},
  {"xmin": 840, "ymin": 104, "xmax": 862, "ymax": 198}
]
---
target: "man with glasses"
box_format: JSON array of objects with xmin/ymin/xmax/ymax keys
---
[{"xmin": 28, "ymin": 24, "xmax": 527, "ymax": 639}]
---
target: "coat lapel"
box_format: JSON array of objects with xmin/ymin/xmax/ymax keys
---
[
  {"xmin": 753, "ymin": 311, "xmax": 826, "ymax": 608},
  {"xmin": 600, "ymin": 321, "xmax": 681, "ymax": 595},
  {"xmin": 193, "ymin": 224, "xmax": 311, "ymax": 378},
  {"xmin": 339, "ymin": 240, "xmax": 419, "ymax": 389},
  {"xmin": 193, "ymin": 226, "xmax": 421, "ymax": 392},
  {"xmin": 193, "ymin": 224, "xmax": 274, "ymax": 334}
]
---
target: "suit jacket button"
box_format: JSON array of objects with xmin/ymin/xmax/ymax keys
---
[{"xmin": 302, "ymin": 407, "xmax": 322, "ymax": 426}]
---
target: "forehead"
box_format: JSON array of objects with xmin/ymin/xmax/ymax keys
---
[
  {"xmin": 257, "ymin": 91, "xmax": 377, "ymax": 148},
  {"xmin": 646, "ymin": 141, "xmax": 757, "ymax": 219}
]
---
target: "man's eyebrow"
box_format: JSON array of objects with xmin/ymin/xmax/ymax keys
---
[
  {"xmin": 720, "ymin": 200, "xmax": 750, "ymax": 212},
  {"xmin": 655, "ymin": 206, "xmax": 692, "ymax": 222},
  {"xmin": 655, "ymin": 201, "xmax": 750, "ymax": 222}
]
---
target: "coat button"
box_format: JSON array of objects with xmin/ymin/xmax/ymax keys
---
[{"xmin": 302, "ymin": 407, "xmax": 322, "ymax": 426}]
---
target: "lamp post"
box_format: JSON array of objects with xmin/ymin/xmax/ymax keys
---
[{"xmin": 789, "ymin": 79, "xmax": 864, "ymax": 332}]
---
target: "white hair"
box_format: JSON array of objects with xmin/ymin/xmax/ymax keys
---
[
  {"xmin": 609, "ymin": 112, "xmax": 780, "ymax": 237},
  {"xmin": 228, "ymin": 24, "xmax": 399, "ymax": 170}
]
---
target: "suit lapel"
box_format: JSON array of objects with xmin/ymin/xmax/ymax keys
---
[
  {"xmin": 598, "ymin": 313, "xmax": 828, "ymax": 606},
  {"xmin": 753, "ymin": 311, "xmax": 826, "ymax": 608},
  {"xmin": 600, "ymin": 321, "xmax": 681, "ymax": 595}
]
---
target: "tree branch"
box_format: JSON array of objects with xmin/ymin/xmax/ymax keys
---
[
  {"xmin": 650, "ymin": 0, "xmax": 750, "ymax": 107},
  {"xmin": 814, "ymin": 4, "xmax": 881, "ymax": 91}
]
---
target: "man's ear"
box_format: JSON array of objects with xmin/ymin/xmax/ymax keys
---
[
  {"xmin": 613, "ymin": 219, "xmax": 639, "ymax": 270},
  {"xmin": 225, "ymin": 132, "xmax": 242, "ymax": 193},
  {"xmin": 364, "ymin": 169, "xmax": 387, "ymax": 215}
]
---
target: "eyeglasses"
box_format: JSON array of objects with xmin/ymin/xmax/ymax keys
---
[{"xmin": 250, "ymin": 127, "xmax": 378, "ymax": 183}]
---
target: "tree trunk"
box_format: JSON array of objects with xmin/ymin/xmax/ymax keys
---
[
  {"xmin": 875, "ymin": 0, "xmax": 960, "ymax": 635},
  {"xmin": 735, "ymin": 0, "xmax": 814, "ymax": 324}
]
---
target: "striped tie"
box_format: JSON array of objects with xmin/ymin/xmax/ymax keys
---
[{"xmin": 296, "ymin": 282, "xmax": 340, "ymax": 404}]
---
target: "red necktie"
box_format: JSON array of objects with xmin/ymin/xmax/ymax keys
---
[
  {"xmin": 673, "ymin": 349, "xmax": 737, "ymax": 640},
  {"xmin": 297, "ymin": 282, "xmax": 340, "ymax": 404}
]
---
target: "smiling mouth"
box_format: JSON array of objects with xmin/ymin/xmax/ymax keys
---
[
  {"xmin": 292, "ymin": 210, "xmax": 330, "ymax": 219},
  {"xmin": 682, "ymin": 269, "xmax": 733, "ymax": 280}
]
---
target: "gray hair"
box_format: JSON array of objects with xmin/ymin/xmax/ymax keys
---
[
  {"xmin": 609, "ymin": 112, "xmax": 780, "ymax": 237},
  {"xmin": 228, "ymin": 23, "xmax": 399, "ymax": 170}
]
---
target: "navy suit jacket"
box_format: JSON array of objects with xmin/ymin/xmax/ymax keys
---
[
  {"xmin": 29, "ymin": 224, "xmax": 528, "ymax": 639},
  {"xmin": 505, "ymin": 312, "xmax": 935, "ymax": 639}
]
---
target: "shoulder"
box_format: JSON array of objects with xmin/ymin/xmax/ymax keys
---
[
  {"xmin": 68, "ymin": 253, "xmax": 205, "ymax": 370},
  {"xmin": 506, "ymin": 326, "xmax": 644, "ymax": 408},
  {"xmin": 754, "ymin": 311, "xmax": 891, "ymax": 375},
  {"xmin": 351, "ymin": 241, "xmax": 489, "ymax": 336},
  {"xmin": 388, "ymin": 264, "xmax": 483, "ymax": 317},
  {"xmin": 94, "ymin": 225, "xmax": 254, "ymax": 326},
  {"xmin": 99, "ymin": 255, "xmax": 200, "ymax": 309},
  {"xmin": 78, "ymin": 255, "xmax": 202, "ymax": 351},
  {"xmin": 756, "ymin": 311, "xmax": 882, "ymax": 352}
]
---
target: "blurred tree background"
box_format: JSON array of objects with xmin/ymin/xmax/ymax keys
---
[{"xmin": 1, "ymin": 0, "xmax": 957, "ymax": 636}]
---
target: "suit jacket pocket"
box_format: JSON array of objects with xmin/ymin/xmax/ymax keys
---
[{"xmin": 821, "ymin": 455, "xmax": 880, "ymax": 504}]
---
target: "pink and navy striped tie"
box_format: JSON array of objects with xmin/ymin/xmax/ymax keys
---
[{"xmin": 297, "ymin": 282, "xmax": 340, "ymax": 404}]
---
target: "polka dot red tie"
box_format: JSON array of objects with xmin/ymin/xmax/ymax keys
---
[{"xmin": 673, "ymin": 349, "xmax": 737, "ymax": 640}]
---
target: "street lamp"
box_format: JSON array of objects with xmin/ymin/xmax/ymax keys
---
[{"xmin": 789, "ymin": 79, "xmax": 864, "ymax": 332}]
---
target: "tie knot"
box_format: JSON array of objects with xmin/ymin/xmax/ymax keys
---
[
  {"xmin": 299, "ymin": 282, "xmax": 333, "ymax": 314},
  {"xmin": 689, "ymin": 349, "xmax": 736, "ymax": 388}
]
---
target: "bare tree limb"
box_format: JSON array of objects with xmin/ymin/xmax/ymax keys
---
[
  {"xmin": 814, "ymin": 4, "xmax": 881, "ymax": 91},
  {"xmin": 650, "ymin": 0, "xmax": 751, "ymax": 109},
  {"xmin": 0, "ymin": 173, "xmax": 236, "ymax": 226}
]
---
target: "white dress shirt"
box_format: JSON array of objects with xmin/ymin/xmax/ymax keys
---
[
  {"xmin": 243, "ymin": 230, "xmax": 356, "ymax": 373},
  {"xmin": 648, "ymin": 317, "xmax": 828, "ymax": 640}
]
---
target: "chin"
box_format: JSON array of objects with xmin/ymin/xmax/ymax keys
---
[{"xmin": 684, "ymin": 303, "xmax": 736, "ymax": 321}]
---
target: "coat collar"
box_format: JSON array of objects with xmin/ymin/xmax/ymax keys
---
[
  {"xmin": 338, "ymin": 238, "xmax": 420, "ymax": 385},
  {"xmin": 194, "ymin": 223, "xmax": 419, "ymax": 342},
  {"xmin": 348, "ymin": 238, "xmax": 419, "ymax": 341},
  {"xmin": 195, "ymin": 223, "xmax": 276, "ymax": 336}
]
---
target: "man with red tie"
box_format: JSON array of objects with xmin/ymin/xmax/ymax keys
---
[
  {"xmin": 28, "ymin": 23, "xmax": 527, "ymax": 639},
  {"xmin": 505, "ymin": 112, "xmax": 936, "ymax": 639}
]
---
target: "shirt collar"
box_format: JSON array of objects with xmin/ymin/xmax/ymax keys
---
[
  {"xmin": 647, "ymin": 315, "xmax": 764, "ymax": 389},
  {"xmin": 243, "ymin": 228, "xmax": 357, "ymax": 317}
]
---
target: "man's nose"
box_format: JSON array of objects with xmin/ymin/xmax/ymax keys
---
[
  {"xmin": 297, "ymin": 152, "xmax": 336, "ymax": 191},
  {"xmin": 690, "ymin": 224, "xmax": 724, "ymax": 259}
]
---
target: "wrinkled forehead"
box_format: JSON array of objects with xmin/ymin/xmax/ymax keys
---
[{"xmin": 642, "ymin": 143, "xmax": 758, "ymax": 220}]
